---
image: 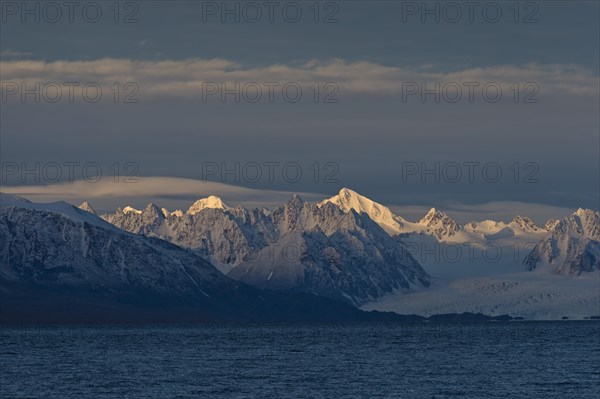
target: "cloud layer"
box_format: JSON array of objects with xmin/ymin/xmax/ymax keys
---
[
  {"xmin": 1, "ymin": 58, "xmax": 597, "ymax": 97},
  {"xmin": 0, "ymin": 177, "xmax": 327, "ymax": 213},
  {"xmin": 1, "ymin": 177, "xmax": 578, "ymax": 224}
]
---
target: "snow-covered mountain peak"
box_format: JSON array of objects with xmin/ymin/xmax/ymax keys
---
[
  {"xmin": 159, "ymin": 207, "xmax": 184, "ymax": 218},
  {"xmin": 320, "ymin": 188, "xmax": 404, "ymax": 234},
  {"xmin": 573, "ymin": 208, "xmax": 599, "ymax": 222},
  {"xmin": 338, "ymin": 187, "xmax": 359, "ymax": 201},
  {"xmin": 421, "ymin": 207, "xmax": 436, "ymax": 218},
  {"xmin": 281, "ymin": 195, "xmax": 307, "ymax": 215},
  {"xmin": 523, "ymin": 209, "xmax": 600, "ymax": 275},
  {"xmin": 418, "ymin": 208, "xmax": 447, "ymax": 224},
  {"xmin": 122, "ymin": 206, "xmax": 142, "ymax": 215},
  {"xmin": 78, "ymin": 201, "xmax": 96, "ymax": 215},
  {"xmin": 570, "ymin": 208, "xmax": 600, "ymax": 239},
  {"xmin": 326, "ymin": 188, "xmax": 382, "ymax": 213},
  {"xmin": 544, "ymin": 219, "xmax": 559, "ymax": 232},
  {"xmin": 275, "ymin": 195, "xmax": 309, "ymax": 232},
  {"xmin": 509, "ymin": 215, "xmax": 543, "ymax": 233},
  {"xmin": 417, "ymin": 208, "xmax": 459, "ymax": 239},
  {"xmin": 289, "ymin": 194, "xmax": 305, "ymax": 204},
  {"xmin": 187, "ymin": 195, "xmax": 229, "ymax": 215},
  {"xmin": 143, "ymin": 203, "xmax": 164, "ymax": 216}
]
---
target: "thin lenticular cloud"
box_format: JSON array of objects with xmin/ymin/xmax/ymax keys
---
[
  {"xmin": 0, "ymin": 177, "xmax": 327, "ymax": 212},
  {"xmin": 1, "ymin": 58, "xmax": 597, "ymax": 96},
  {"xmin": 1, "ymin": 177, "xmax": 577, "ymax": 224}
]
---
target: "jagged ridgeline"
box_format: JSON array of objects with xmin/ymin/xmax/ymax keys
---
[
  {"xmin": 101, "ymin": 188, "xmax": 599, "ymax": 306},
  {"xmin": 2, "ymin": 188, "xmax": 597, "ymax": 321},
  {"xmin": 102, "ymin": 191, "xmax": 431, "ymax": 306},
  {"xmin": 0, "ymin": 193, "xmax": 408, "ymax": 323}
]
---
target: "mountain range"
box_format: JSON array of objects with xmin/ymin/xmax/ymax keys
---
[
  {"xmin": 102, "ymin": 191, "xmax": 430, "ymax": 306},
  {"xmin": 0, "ymin": 193, "xmax": 404, "ymax": 323},
  {"xmin": 1, "ymin": 189, "xmax": 598, "ymax": 321},
  {"xmin": 102, "ymin": 188, "xmax": 599, "ymax": 277}
]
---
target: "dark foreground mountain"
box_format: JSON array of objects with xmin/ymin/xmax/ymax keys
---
[{"xmin": 0, "ymin": 194, "xmax": 408, "ymax": 323}]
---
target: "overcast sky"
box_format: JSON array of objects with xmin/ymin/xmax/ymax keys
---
[{"xmin": 1, "ymin": 1, "xmax": 598, "ymax": 222}]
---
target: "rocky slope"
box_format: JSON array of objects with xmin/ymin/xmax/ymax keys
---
[
  {"xmin": 95, "ymin": 188, "xmax": 599, "ymax": 317},
  {"xmin": 228, "ymin": 196, "xmax": 430, "ymax": 305},
  {"xmin": 0, "ymin": 194, "xmax": 401, "ymax": 323},
  {"xmin": 103, "ymin": 191, "xmax": 430, "ymax": 305},
  {"xmin": 523, "ymin": 208, "xmax": 600, "ymax": 275}
]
